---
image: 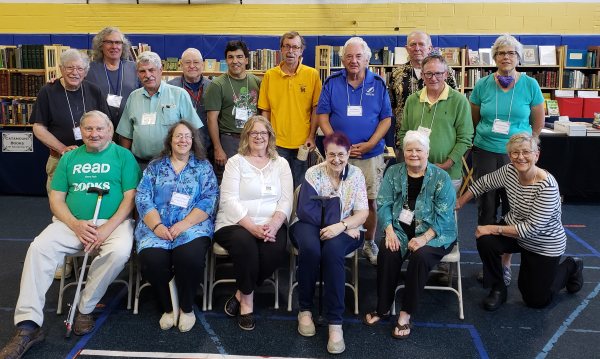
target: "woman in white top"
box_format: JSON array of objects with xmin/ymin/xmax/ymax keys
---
[{"xmin": 214, "ymin": 115, "xmax": 293, "ymax": 331}]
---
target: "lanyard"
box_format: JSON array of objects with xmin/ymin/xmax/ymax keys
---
[
  {"xmin": 419, "ymin": 86, "xmax": 443, "ymax": 131},
  {"xmin": 346, "ymin": 76, "xmax": 365, "ymax": 107},
  {"xmin": 183, "ymin": 77, "xmax": 203, "ymax": 109},
  {"xmin": 64, "ymin": 85, "xmax": 86, "ymax": 129},
  {"xmin": 227, "ymin": 74, "xmax": 249, "ymax": 108},
  {"xmin": 104, "ymin": 61, "xmax": 123, "ymax": 96},
  {"xmin": 495, "ymin": 75, "xmax": 516, "ymax": 122}
]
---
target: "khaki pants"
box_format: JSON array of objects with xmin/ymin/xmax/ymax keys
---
[{"xmin": 45, "ymin": 155, "xmax": 59, "ymax": 194}]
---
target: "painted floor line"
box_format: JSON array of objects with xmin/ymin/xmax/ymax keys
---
[
  {"xmin": 535, "ymin": 282, "xmax": 600, "ymax": 359},
  {"xmin": 0, "ymin": 238, "xmax": 33, "ymax": 242},
  {"xmin": 195, "ymin": 307, "xmax": 227, "ymax": 355},
  {"xmin": 78, "ymin": 349, "xmax": 309, "ymax": 359},
  {"xmin": 567, "ymin": 328, "xmax": 600, "ymax": 333},
  {"xmin": 565, "ymin": 228, "xmax": 600, "ymax": 257}
]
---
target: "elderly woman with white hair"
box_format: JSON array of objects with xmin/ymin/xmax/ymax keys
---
[
  {"xmin": 457, "ymin": 133, "xmax": 583, "ymax": 311},
  {"xmin": 363, "ymin": 130, "xmax": 456, "ymax": 339},
  {"xmin": 85, "ymin": 26, "xmax": 139, "ymax": 128},
  {"xmin": 469, "ymin": 34, "xmax": 545, "ymax": 285}
]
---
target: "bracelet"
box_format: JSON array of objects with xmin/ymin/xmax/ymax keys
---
[{"xmin": 152, "ymin": 223, "xmax": 162, "ymax": 232}]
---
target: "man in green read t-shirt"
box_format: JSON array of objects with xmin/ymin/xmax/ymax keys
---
[{"xmin": 0, "ymin": 110, "xmax": 141, "ymax": 359}]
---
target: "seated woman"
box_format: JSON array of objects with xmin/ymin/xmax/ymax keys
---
[
  {"xmin": 291, "ymin": 132, "xmax": 369, "ymax": 355},
  {"xmin": 363, "ymin": 130, "xmax": 456, "ymax": 339},
  {"xmin": 135, "ymin": 120, "xmax": 218, "ymax": 332},
  {"xmin": 214, "ymin": 115, "xmax": 293, "ymax": 331},
  {"xmin": 457, "ymin": 133, "xmax": 583, "ymax": 311}
]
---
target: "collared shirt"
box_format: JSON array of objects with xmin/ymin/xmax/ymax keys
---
[
  {"xmin": 167, "ymin": 75, "xmax": 212, "ymax": 127},
  {"xmin": 317, "ymin": 68, "xmax": 392, "ymax": 159},
  {"xmin": 135, "ymin": 155, "xmax": 219, "ymax": 252},
  {"xmin": 418, "ymin": 83, "xmax": 450, "ymax": 105},
  {"xmin": 258, "ymin": 62, "xmax": 322, "ymax": 149},
  {"xmin": 116, "ymin": 81, "xmax": 203, "ymax": 160}
]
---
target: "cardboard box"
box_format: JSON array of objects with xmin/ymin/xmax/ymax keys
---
[
  {"xmin": 583, "ymin": 98, "xmax": 600, "ymax": 119},
  {"xmin": 554, "ymin": 121, "xmax": 587, "ymax": 136},
  {"xmin": 556, "ymin": 97, "xmax": 584, "ymax": 118}
]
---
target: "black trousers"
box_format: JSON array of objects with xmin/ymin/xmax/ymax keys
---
[
  {"xmin": 138, "ymin": 237, "xmax": 210, "ymax": 313},
  {"xmin": 376, "ymin": 242, "xmax": 453, "ymax": 315},
  {"xmin": 214, "ymin": 224, "xmax": 287, "ymax": 295},
  {"xmin": 472, "ymin": 146, "xmax": 510, "ymax": 225},
  {"xmin": 477, "ymin": 234, "xmax": 575, "ymax": 308}
]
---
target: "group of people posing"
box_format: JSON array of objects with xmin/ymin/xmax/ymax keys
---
[{"xmin": 0, "ymin": 27, "xmax": 585, "ymax": 359}]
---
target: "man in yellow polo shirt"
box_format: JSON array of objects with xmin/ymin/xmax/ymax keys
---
[{"xmin": 258, "ymin": 31, "xmax": 322, "ymax": 188}]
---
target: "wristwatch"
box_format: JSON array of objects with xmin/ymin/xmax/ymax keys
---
[{"xmin": 341, "ymin": 220, "xmax": 348, "ymax": 230}]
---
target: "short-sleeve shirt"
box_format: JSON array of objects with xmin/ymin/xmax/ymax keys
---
[
  {"xmin": 204, "ymin": 73, "xmax": 261, "ymax": 134},
  {"xmin": 51, "ymin": 142, "xmax": 141, "ymax": 220},
  {"xmin": 258, "ymin": 63, "xmax": 321, "ymax": 149},
  {"xmin": 116, "ymin": 81, "xmax": 203, "ymax": 160},
  {"xmin": 316, "ymin": 69, "xmax": 392, "ymax": 159},
  {"xmin": 470, "ymin": 74, "xmax": 544, "ymax": 154}
]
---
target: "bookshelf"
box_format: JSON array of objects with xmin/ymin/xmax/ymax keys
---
[{"xmin": 1, "ymin": 45, "xmax": 69, "ymax": 127}]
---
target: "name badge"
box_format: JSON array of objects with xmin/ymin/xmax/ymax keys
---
[
  {"xmin": 170, "ymin": 192, "xmax": 191, "ymax": 208},
  {"xmin": 235, "ymin": 107, "xmax": 249, "ymax": 128},
  {"xmin": 417, "ymin": 126, "xmax": 432, "ymax": 137},
  {"xmin": 73, "ymin": 126, "xmax": 82, "ymax": 140},
  {"xmin": 347, "ymin": 105, "xmax": 363, "ymax": 117},
  {"xmin": 141, "ymin": 112, "xmax": 157, "ymax": 126},
  {"xmin": 106, "ymin": 94, "xmax": 123, "ymax": 108},
  {"xmin": 492, "ymin": 119, "xmax": 510, "ymax": 135},
  {"xmin": 399, "ymin": 208, "xmax": 414, "ymax": 225},
  {"xmin": 261, "ymin": 184, "xmax": 276, "ymax": 196}
]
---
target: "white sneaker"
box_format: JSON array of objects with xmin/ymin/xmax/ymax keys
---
[
  {"xmin": 159, "ymin": 312, "xmax": 176, "ymax": 330},
  {"xmin": 362, "ymin": 240, "xmax": 379, "ymax": 265},
  {"xmin": 327, "ymin": 325, "xmax": 345, "ymax": 354},
  {"xmin": 178, "ymin": 311, "xmax": 196, "ymax": 332}
]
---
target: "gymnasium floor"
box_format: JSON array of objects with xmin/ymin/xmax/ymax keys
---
[{"xmin": 0, "ymin": 195, "xmax": 598, "ymax": 359}]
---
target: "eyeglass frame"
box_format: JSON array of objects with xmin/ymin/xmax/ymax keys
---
[
  {"xmin": 281, "ymin": 44, "xmax": 303, "ymax": 52},
  {"xmin": 102, "ymin": 40, "xmax": 124, "ymax": 46},
  {"xmin": 173, "ymin": 133, "xmax": 194, "ymax": 140},
  {"xmin": 249, "ymin": 131, "xmax": 269, "ymax": 138},
  {"xmin": 509, "ymin": 150, "xmax": 537, "ymax": 159},
  {"xmin": 423, "ymin": 71, "xmax": 447, "ymax": 79},
  {"xmin": 62, "ymin": 66, "xmax": 86, "ymax": 73},
  {"xmin": 496, "ymin": 51, "xmax": 519, "ymax": 58}
]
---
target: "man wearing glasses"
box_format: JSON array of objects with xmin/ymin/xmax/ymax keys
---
[
  {"xmin": 258, "ymin": 31, "xmax": 322, "ymax": 188},
  {"xmin": 168, "ymin": 48, "xmax": 213, "ymax": 155},
  {"xmin": 398, "ymin": 54, "xmax": 473, "ymax": 192},
  {"xmin": 117, "ymin": 51, "xmax": 202, "ymax": 166},
  {"xmin": 32, "ymin": 49, "xmax": 109, "ymax": 194},
  {"xmin": 85, "ymin": 27, "xmax": 140, "ymax": 129},
  {"xmin": 388, "ymin": 31, "xmax": 458, "ymax": 149}
]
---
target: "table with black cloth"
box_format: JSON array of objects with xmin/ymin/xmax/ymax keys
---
[
  {"xmin": 538, "ymin": 134, "xmax": 600, "ymax": 202},
  {"xmin": 0, "ymin": 128, "xmax": 47, "ymax": 196}
]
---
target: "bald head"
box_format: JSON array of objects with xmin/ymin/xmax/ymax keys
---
[{"xmin": 180, "ymin": 48, "xmax": 204, "ymax": 83}]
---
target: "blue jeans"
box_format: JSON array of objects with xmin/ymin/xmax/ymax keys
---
[
  {"xmin": 290, "ymin": 221, "xmax": 363, "ymax": 324},
  {"xmin": 276, "ymin": 146, "xmax": 308, "ymax": 190}
]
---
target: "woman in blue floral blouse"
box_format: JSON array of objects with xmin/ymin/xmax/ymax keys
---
[
  {"xmin": 363, "ymin": 130, "xmax": 456, "ymax": 339},
  {"xmin": 135, "ymin": 120, "xmax": 218, "ymax": 332}
]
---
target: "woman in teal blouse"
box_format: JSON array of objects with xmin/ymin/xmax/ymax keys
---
[{"xmin": 363, "ymin": 130, "xmax": 456, "ymax": 339}]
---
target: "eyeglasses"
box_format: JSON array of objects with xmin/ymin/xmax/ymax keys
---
[
  {"xmin": 509, "ymin": 150, "xmax": 536, "ymax": 159},
  {"xmin": 326, "ymin": 152, "xmax": 348, "ymax": 159},
  {"xmin": 182, "ymin": 60, "xmax": 202, "ymax": 67},
  {"xmin": 408, "ymin": 42, "xmax": 428, "ymax": 48},
  {"xmin": 63, "ymin": 66, "xmax": 86, "ymax": 73},
  {"xmin": 496, "ymin": 51, "xmax": 518, "ymax": 58},
  {"xmin": 282, "ymin": 44, "xmax": 302, "ymax": 52},
  {"xmin": 249, "ymin": 131, "xmax": 269, "ymax": 138},
  {"xmin": 103, "ymin": 40, "xmax": 124, "ymax": 46},
  {"xmin": 173, "ymin": 133, "xmax": 193, "ymax": 140},
  {"xmin": 423, "ymin": 71, "xmax": 446, "ymax": 79}
]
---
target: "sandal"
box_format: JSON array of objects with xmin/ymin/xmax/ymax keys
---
[
  {"xmin": 362, "ymin": 311, "xmax": 389, "ymax": 326},
  {"xmin": 238, "ymin": 312, "xmax": 255, "ymax": 331},
  {"xmin": 391, "ymin": 322, "xmax": 411, "ymax": 339}
]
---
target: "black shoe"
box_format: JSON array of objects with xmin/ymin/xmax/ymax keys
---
[
  {"xmin": 482, "ymin": 287, "xmax": 507, "ymax": 311},
  {"xmin": 73, "ymin": 312, "xmax": 95, "ymax": 336},
  {"xmin": 566, "ymin": 257, "xmax": 584, "ymax": 294},
  {"xmin": 0, "ymin": 327, "xmax": 45, "ymax": 359},
  {"xmin": 224, "ymin": 294, "xmax": 240, "ymax": 317},
  {"xmin": 238, "ymin": 312, "xmax": 255, "ymax": 331}
]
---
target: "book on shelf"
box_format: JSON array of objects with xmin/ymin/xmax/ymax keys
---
[
  {"xmin": 467, "ymin": 49, "xmax": 480, "ymax": 65},
  {"xmin": 219, "ymin": 61, "xmax": 228, "ymax": 72},
  {"xmin": 478, "ymin": 48, "xmax": 494, "ymax": 66},
  {"xmin": 566, "ymin": 49, "xmax": 587, "ymax": 67},
  {"xmin": 0, "ymin": 45, "xmax": 45, "ymax": 69},
  {"xmin": 394, "ymin": 47, "xmax": 408, "ymax": 65},
  {"xmin": 539, "ymin": 46, "xmax": 557, "ymax": 66},
  {"xmin": 521, "ymin": 45, "xmax": 539, "ymax": 66},
  {"xmin": 369, "ymin": 49, "xmax": 383, "ymax": 65},
  {"xmin": 381, "ymin": 47, "xmax": 394, "ymax": 66},
  {"xmin": 204, "ymin": 59, "xmax": 219, "ymax": 72},
  {"xmin": 588, "ymin": 46, "xmax": 600, "ymax": 68},
  {"xmin": 545, "ymin": 99, "xmax": 560, "ymax": 116},
  {"xmin": 439, "ymin": 47, "xmax": 461, "ymax": 66},
  {"xmin": 162, "ymin": 57, "xmax": 179, "ymax": 71},
  {"xmin": 0, "ymin": 99, "xmax": 35, "ymax": 125}
]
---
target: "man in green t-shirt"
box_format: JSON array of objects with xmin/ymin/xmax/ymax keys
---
[
  {"xmin": 205, "ymin": 40, "xmax": 261, "ymax": 172},
  {"xmin": 0, "ymin": 111, "xmax": 141, "ymax": 359}
]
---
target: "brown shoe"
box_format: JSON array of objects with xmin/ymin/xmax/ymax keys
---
[
  {"xmin": 0, "ymin": 327, "xmax": 45, "ymax": 359},
  {"xmin": 73, "ymin": 312, "xmax": 95, "ymax": 336}
]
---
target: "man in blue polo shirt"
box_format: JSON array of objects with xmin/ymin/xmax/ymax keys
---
[{"xmin": 317, "ymin": 37, "xmax": 392, "ymax": 265}]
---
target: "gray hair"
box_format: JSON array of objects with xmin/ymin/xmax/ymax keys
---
[
  {"xmin": 60, "ymin": 49, "xmax": 90, "ymax": 72},
  {"xmin": 339, "ymin": 36, "xmax": 372, "ymax": 61},
  {"xmin": 91, "ymin": 27, "xmax": 132, "ymax": 62},
  {"xmin": 80, "ymin": 110, "xmax": 114, "ymax": 133},
  {"xmin": 181, "ymin": 48, "xmax": 203, "ymax": 61},
  {"xmin": 506, "ymin": 132, "xmax": 539, "ymax": 153},
  {"xmin": 421, "ymin": 54, "xmax": 449, "ymax": 72},
  {"xmin": 406, "ymin": 31, "xmax": 432, "ymax": 47},
  {"xmin": 136, "ymin": 51, "xmax": 162, "ymax": 70},
  {"xmin": 403, "ymin": 130, "xmax": 430, "ymax": 151},
  {"xmin": 491, "ymin": 34, "xmax": 523, "ymax": 62}
]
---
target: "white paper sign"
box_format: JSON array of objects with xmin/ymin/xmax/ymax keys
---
[{"xmin": 2, "ymin": 132, "xmax": 34, "ymax": 152}]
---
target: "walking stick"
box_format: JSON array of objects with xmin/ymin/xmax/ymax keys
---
[{"xmin": 65, "ymin": 187, "xmax": 109, "ymax": 338}]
